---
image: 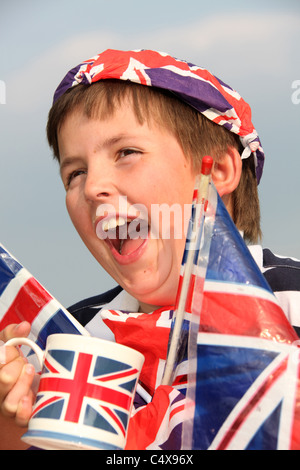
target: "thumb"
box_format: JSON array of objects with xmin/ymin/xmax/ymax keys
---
[{"xmin": 0, "ymin": 322, "xmax": 31, "ymax": 342}]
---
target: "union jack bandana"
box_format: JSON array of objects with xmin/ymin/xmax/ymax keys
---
[{"xmin": 53, "ymin": 49, "xmax": 265, "ymax": 183}]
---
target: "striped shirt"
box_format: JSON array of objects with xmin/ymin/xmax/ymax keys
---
[
  {"xmin": 68, "ymin": 246, "xmax": 300, "ymax": 337},
  {"xmin": 249, "ymin": 246, "xmax": 300, "ymax": 334}
]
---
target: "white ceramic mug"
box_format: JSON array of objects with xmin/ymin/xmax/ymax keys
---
[{"xmin": 6, "ymin": 334, "xmax": 144, "ymax": 450}]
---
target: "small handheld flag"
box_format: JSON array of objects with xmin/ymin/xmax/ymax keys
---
[
  {"xmin": 0, "ymin": 244, "xmax": 89, "ymax": 366},
  {"xmin": 162, "ymin": 156, "xmax": 213, "ymax": 386}
]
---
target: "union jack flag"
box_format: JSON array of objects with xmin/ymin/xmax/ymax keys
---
[
  {"xmin": 99, "ymin": 182, "xmax": 300, "ymax": 450},
  {"xmin": 193, "ymin": 333, "xmax": 300, "ymax": 450},
  {"xmin": 1, "ymin": 189, "xmax": 300, "ymax": 448},
  {"xmin": 53, "ymin": 48, "xmax": 265, "ymax": 183},
  {"xmin": 25, "ymin": 348, "xmax": 139, "ymax": 448},
  {"xmin": 0, "ymin": 244, "xmax": 88, "ymax": 365},
  {"xmin": 173, "ymin": 183, "xmax": 300, "ymax": 450}
]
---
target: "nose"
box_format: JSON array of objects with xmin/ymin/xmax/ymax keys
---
[{"xmin": 84, "ymin": 160, "xmax": 116, "ymax": 203}]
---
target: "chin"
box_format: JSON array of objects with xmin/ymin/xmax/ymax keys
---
[
  {"xmin": 130, "ymin": 283, "xmax": 178, "ymax": 312},
  {"xmin": 122, "ymin": 261, "xmax": 180, "ymax": 309}
]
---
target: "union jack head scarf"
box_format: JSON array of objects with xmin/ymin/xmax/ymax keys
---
[{"xmin": 53, "ymin": 49, "xmax": 265, "ymax": 183}]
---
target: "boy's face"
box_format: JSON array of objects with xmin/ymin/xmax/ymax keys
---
[{"xmin": 58, "ymin": 101, "xmax": 197, "ymax": 312}]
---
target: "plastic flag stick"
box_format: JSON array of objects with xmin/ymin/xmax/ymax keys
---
[{"xmin": 162, "ymin": 156, "xmax": 213, "ymax": 386}]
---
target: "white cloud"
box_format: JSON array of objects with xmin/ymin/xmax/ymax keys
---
[
  {"xmin": 5, "ymin": 30, "xmax": 119, "ymax": 113},
  {"xmin": 5, "ymin": 10, "xmax": 300, "ymax": 114},
  {"xmin": 141, "ymin": 11, "xmax": 300, "ymax": 77}
]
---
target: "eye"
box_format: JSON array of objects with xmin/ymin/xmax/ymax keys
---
[
  {"xmin": 118, "ymin": 148, "xmax": 141, "ymax": 159},
  {"xmin": 66, "ymin": 169, "xmax": 87, "ymax": 187}
]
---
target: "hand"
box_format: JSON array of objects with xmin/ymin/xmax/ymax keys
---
[{"xmin": 0, "ymin": 322, "xmax": 37, "ymax": 426}]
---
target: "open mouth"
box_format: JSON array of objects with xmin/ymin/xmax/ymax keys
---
[{"xmin": 96, "ymin": 216, "xmax": 149, "ymax": 257}]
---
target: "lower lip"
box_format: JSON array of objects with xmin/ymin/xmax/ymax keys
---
[{"xmin": 105, "ymin": 237, "xmax": 149, "ymax": 265}]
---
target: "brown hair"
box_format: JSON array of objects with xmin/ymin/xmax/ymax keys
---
[{"xmin": 46, "ymin": 80, "xmax": 261, "ymax": 242}]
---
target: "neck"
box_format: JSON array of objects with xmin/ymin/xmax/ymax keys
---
[{"xmin": 138, "ymin": 301, "xmax": 161, "ymax": 314}]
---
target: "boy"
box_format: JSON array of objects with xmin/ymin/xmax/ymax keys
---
[{"xmin": 1, "ymin": 49, "xmax": 299, "ymax": 449}]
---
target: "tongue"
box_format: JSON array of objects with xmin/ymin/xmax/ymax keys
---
[{"xmin": 120, "ymin": 237, "xmax": 144, "ymax": 256}]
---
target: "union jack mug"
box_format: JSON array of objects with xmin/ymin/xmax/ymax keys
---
[{"xmin": 6, "ymin": 334, "xmax": 144, "ymax": 450}]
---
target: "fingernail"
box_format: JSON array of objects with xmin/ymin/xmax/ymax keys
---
[
  {"xmin": 0, "ymin": 341, "xmax": 6, "ymax": 364},
  {"xmin": 24, "ymin": 363, "xmax": 35, "ymax": 375},
  {"xmin": 14, "ymin": 322, "xmax": 25, "ymax": 333}
]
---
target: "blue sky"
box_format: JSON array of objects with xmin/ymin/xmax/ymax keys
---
[{"xmin": 0, "ymin": 0, "xmax": 299, "ymax": 307}]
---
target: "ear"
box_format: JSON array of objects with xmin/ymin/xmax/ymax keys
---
[{"xmin": 211, "ymin": 147, "xmax": 242, "ymax": 197}]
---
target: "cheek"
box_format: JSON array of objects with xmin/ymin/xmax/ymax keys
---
[
  {"xmin": 65, "ymin": 193, "xmax": 87, "ymax": 235},
  {"xmin": 65, "ymin": 194, "xmax": 77, "ymax": 226}
]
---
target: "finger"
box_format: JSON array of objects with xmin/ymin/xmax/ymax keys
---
[
  {"xmin": 0, "ymin": 356, "xmax": 27, "ymax": 404},
  {"xmin": 15, "ymin": 395, "xmax": 34, "ymax": 427},
  {"xmin": 0, "ymin": 344, "xmax": 23, "ymax": 368},
  {"xmin": 0, "ymin": 322, "xmax": 31, "ymax": 343},
  {"xmin": 0, "ymin": 341, "xmax": 6, "ymax": 364},
  {"xmin": 1, "ymin": 363, "xmax": 35, "ymax": 416}
]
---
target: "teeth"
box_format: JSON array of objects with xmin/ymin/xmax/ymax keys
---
[{"xmin": 102, "ymin": 216, "xmax": 126, "ymax": 232}]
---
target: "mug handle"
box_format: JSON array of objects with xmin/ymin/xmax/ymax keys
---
[{"xmin": 5, "ymin": 337, "xmax": 44, "ymax": 369}]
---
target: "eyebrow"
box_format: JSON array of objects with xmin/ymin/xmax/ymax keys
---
[
  {"xmin": 59, "ymin": 134, "xmax": 138, "ymax": 174},
  {"xmin": 96, "ymin": 134, "xmax": 135, "ymax": 151},
  {"xmin": 59, "ymin": 156, "xmax": 83, "ymax": 175}
]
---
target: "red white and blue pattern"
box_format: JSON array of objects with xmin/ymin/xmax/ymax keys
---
[
  {"xmin": 30, "ymin": 348, "xmax": 138, "ymax": 441},
  {"xmin": 94, "ymin": 305, "xmax": 190, "ymax": 449},
  {"xmin": 176, "ymin": 183, "xmax": 300, "ymax": 449},
  {"xmin": 1, "ymin": 183, "xmax": 300, "ymax": 448},
  {"xmin": 53, "ymin": 49, "xmax": 265, "ymax": 183},
  {"xmin": 194, "ymin": 334, "xmax": 300, "ymax": 450},
  {"xmin": 0, "ymin": 244, "xmax": 87, "ymax": 363},
  {"xmin": 98, "ymin": 182, "xmax": 300, "ymax": 450}
]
